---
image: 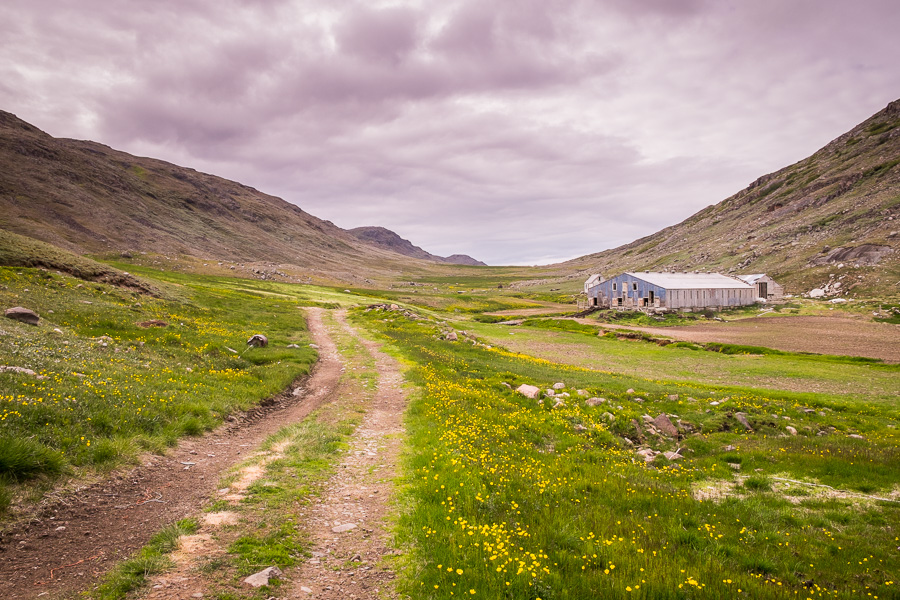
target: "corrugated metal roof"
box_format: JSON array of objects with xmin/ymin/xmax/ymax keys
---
[
  {"xmin": 737, "ymin": 274, "xmax": 765, "ymax": 284},
  {"xmin": 625, "ymin": 272, "xmax": 752, "ymax": 290}
]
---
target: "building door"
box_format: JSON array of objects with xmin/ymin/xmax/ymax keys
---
[
  {"xmin": 649, "ymin": 290, "xmax": 655, "ymax": 304},
  {"xmin": 758, "ymin": 282, "xmax": 768, "ymax": 298}
]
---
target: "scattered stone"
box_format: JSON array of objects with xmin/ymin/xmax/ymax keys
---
[
  {"xmin": 552, "ymin": 382, "xmax": 566, "ymax": 390},
  {"xmin": 576, "ymin": 389, "xmax": 589, "ymax": 396},
  {"xmin": 243, "ymin": 566, "xmax": 282, "ymax": 588},
  {"xmin": 848, "ymin": 434, "xmax": 865, "ymax": 440},
  {"xmin": 653, "ymin": 414, "xmax": 679, "ymax": 437},
  {"xmin": 663, "ymin": 451, "xmax": 682, "ymax": 461},
  {"xmin": 516, "ymin": 384, "xmax": 541, "ymax": 399},
  {"xmin": 734, "ymin": 412, "xmax": 754, "ymax": 431},
  {"xmin": 636, "ymin": 448, "xmax": 659, "ymax": 462},
  {"xmin": 710, "ymin": 401, "xmax": 720, "ymax": 406},
  {"xmin": 634, "ymin": 397, "xmax": 645, "ymax": 403},
  {"xmin": 808, "ymin": 288, "xmax": 826, "ymax": 298},
  {"xmin": 626, "ymin": 388, "xmax": 635, "ymax": 394},
  {"xmin": 667, "ymin": 394, "xmax": 679, "ymax": 401},
  {"xmin": 445, "ymin": 332, "xmax": 458, "ymax": 341},
  {"xmin": 5, "ymin": 307, "xmax": 39, "ymax": 325},
  {"xmin": 585, "ymin": 397, "xmax": 606, "ymax": 407},
  {"xmin": 727, "ymin": 462, "xmax": 742, "ymax": 470},
  {"xmin": 601, "ymin": 412, "xmax": 614, "ymax": 421},
  {"xmin": 786, "ymin": 426, "xmax": 798, "ymax": 436},
  {"xmin": 332, "ymin": 523, "xmax": 357, "ymax": 533},
  {"xmin": 300, "ymin": 586, "xmax": 313, "ymax": 594},
  {"xmin": 247, "ymin": 334, "xmax": 268, "ymax": 348}
]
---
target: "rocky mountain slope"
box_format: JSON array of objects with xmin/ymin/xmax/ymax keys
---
[
  {"xmin": 347, "ymin": 226, "xmax": 486, "ymax": 266},
  {"xmin": 563, "ymin": 99, "xmax": 900, "ymax": 298},
  {"xmin": 0, "ymin": 110, "xmax": 457, "ymax": 284}
]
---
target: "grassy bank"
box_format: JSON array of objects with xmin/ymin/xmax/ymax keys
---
[
  {"xmin": 0, "ymin": 266, "xmax": 319, "ymax": 514},
  {"xmin": 354, "ymin": 307, "xmax": 899, "ymax": 599}
]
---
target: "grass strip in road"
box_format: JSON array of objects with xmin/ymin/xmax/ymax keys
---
[{"xmin": 355, "ymin": 306, "xmax": 899, "ymax": 600}]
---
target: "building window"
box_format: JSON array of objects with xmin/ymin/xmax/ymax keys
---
[
  {"xmin": 633, "ymin": 283, "xmax": 638, "ymax": 291},
  {"xmin": 612, "ymin": 283, "xmax": 617, "ymax": 291}
]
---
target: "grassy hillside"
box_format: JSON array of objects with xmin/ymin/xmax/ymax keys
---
[{"xmin": 555, "ymin": 100, "xmax": 900, "ymax": 298}]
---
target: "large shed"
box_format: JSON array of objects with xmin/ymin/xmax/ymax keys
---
[
  {"xmin": 586, "ymin": 272, "xmax": 757, "ymax": 310},
  {"xmin": 737, "ymin": 274, "xmax": 784, "ymax": 302}
]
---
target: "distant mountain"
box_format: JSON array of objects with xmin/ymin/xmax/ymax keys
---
[
  {"xmin": 348, "ymin": 226, "xmax": 486, "ymax": 266},
  {"xmin": 563, "ymin": 99, "xmax": 900, "ymax": 298},
  {"xmin": 0, "ymin": 110, "xmax": 455, "ymax": 283}
]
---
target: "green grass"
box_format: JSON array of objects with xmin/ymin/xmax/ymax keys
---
[
  {"xmin": 467, "ymin": 321, "xmax": 900, "ymax": 404},
  {"xmin": 352, "ymin": 307, "xmax": 899, "ymax": 599},
  {"xmin": 91, "ymin": 518, "xmax": 199, "ymax": 600},
  {"xmin": 0, "ymin": 265, "xmax": 320, "ymax": 513}
]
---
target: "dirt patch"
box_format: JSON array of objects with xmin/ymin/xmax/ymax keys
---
[
  {"xmin": 606, "ymin": 315, "xmax": 900, "ymax": 363},
  {"xmin": 0, "ymin": 307, "xmax": 343, "ymax": 600}
]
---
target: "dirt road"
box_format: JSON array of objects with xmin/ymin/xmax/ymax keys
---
[
  {"xmin": 601, "ymin": 315, "xmax": 900, "ymax": 363},
  {"xmin": 0, "ymin": 307, "xmax": 404, "ymax": 600}
]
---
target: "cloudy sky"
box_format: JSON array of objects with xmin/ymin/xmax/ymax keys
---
[{"xmin": 2, "ymin": 1, "xmax": 898, "ymax": 265}]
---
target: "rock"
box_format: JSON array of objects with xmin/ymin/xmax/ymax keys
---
[
  {"xmin": 552, "ymin": 382, "xmax": 566, "ymax": 390},
  {"xmin": 848, "ymin": 434, "xmax": 865, "ymax": 440},
  {"xmin": 247, "ymin": 334, "xmax": 268, "ymax": 348},
  {"xmin": 545, "ymin": 389, "xmax": 556, "ymax": 397},
  {"xmin": 585, "ymin": 397, "xmax": 606, "ymax": 407},
  {"xmin": 558, "ymin": 392, "xmax": 570, "ymax": 398},
  {"xmin": 626, "ymin": 388, "xmax": 635, "ymax": 394},
  {"xmin": 668, "ymin": 394, "xmax": 679, "ymax": 401},
  {"xmin": 573, "ymin": 424, "xmax": 587, "ymax": 431},
  {"xmin": 723, "ymin": 445, "xmax": 736, "ymax": 452},
  {"xmin": 808, "ymin": 288, "xmax": 826, "ymax": 298},
  {"xmin": 786, "ymin": 426, "xmax": 797, "ymax": 436},
  {"xmin": 5, "ymin": 307, "xmax": 39, "ymax": 325},
  {"xmin": 301, "ymin": 587, "xmax": 313, "ymax": 594},
  {"xmin": 390, "ymin": 304, "xmax": 400, "ymax": 310},
  {"xmin": 734, "ymin": 412, "xmax": 754, "ymax": 431},
  {"xmin": 728, "ymin": 462, "xmax": 742, "ymax": 470},
  {"xmin": 653, "ymin": 414, "xmax": 679, "ymax": 437},
  {"xmin": 445, "ymin": 332, "xmax": 458, "ymax": 341},
  {"xmin": 663, "ymin": 451, "xmax": 682, "ymax": 461},
  {"xmin": 709, "ymin": 401, "xmax": 720, "ymax": 406},
  {"xmin": 552, "ymin": 400, "xmax": 566, "ymax": 409},
  {"xmin": 634, "ymin": 397, "xmax": 645, "ymax": 403},
  {"xmin": 309, "ymin": 343, "xmax": 319, "ymax": 349},
  {"xmin": 286, "ymin": 343, "xmax": 300, "ymax": 348},
  {"xmin": 636, "ymin": 448, "xmax": 659, "ymax": 462},
  {"xmin": 577, "ymin": 389, "xmax": 589, "ymax": 396},
  {"xmin": 243, "ymin": 566, "xmax": 282, "ymax": 587},
  {"xmin": 676, "ymin": 420, "xmax": 695, "ymax": 433},
  {"xmin": 500, "ymin": 382, "xmax": 512, "ymax": 388},
  {"xmin": 332, "ymin": 523, "xmax": 357, "ymax": 533},
  {"xmin": 601, "ymin": 412, "xmax": 615, "ymax": 421}
]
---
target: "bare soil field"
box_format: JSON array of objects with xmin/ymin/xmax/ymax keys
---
[
  {"xmin": 605, "ymin": 315, "xmax": 900, "ymax": 363},
  {"xmin": 0, "ymin": 308, "xmax": 346, "ymax": 599}
]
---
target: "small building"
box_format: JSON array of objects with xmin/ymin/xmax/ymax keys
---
[
  {"xmin": 583, "ymin": 274, "xmax": 603, "ymax": 294},
  {"xmin": 586, "ymin": 272, "xmax": 757, "ymax": 310},
  {"xmin": 737, "ymin": 274, "xmax": 784, "ymax": 302}
]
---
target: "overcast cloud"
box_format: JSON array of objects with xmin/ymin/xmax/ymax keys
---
[{"xmin": 2, "ymin": 0, "xmax": 898, "ymax": 265}]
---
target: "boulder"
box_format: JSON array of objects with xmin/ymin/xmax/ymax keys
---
[
  {"xmin": 552, "ymin": 382, "xmax": 566, "ymax": 390},
  {"xmin": 585, "ymin": 397, "xmax": 606, "ymax": 407},
  {"xmin": 247, "ymin": 334, "xmax": 268, "ymax": 347},
  {"xmin": 243, "ymin": 566, "xmax": 283, "ymax": 588},
  {"xmin": 848, "ymin": 434, "xmax": 865, "ymax": 440},
  {"xmin": 808, "ymin": 288, "xmax": 826, "ymax": 298},
  {"xmin": 663, "ymin": 451, "xmax": 682, "ymax": 461},
  {"xmin": 734, "ymin": 412, "xmax": 754, "ymax": 431},
  {"xmin": 786, "ymin": 425, "xmax": 797, "ymax": 436},
  {"xmin": 5, "ymin": 307, "xmax": 39, "ymax": 325},
  {"xmin": 636, "ymin": 448, "xmax": 659, "ymax": 462},
  {"xmin": 445, "ymin": 332, "xmax": 458, "ymax": 341},
  {"xmin": 516, "ymin": 384, "xmax": 541, "ymax": 399},
  {"xmin": 576, "ymin": 389, "xmax": 589, "ymax": 396},
  {"xmin": 653, "ymin": 414, "xmax": 679, "ymax": 437}
]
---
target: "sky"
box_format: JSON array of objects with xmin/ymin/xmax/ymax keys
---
[{"xmin": 2, "ymin": 1, "xmax": 899, "ymax": 265}]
